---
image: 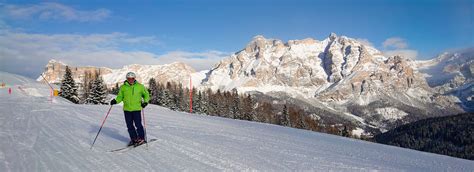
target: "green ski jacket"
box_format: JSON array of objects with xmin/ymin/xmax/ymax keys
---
[{"xmin": 115, "ymin": 80, "xmax": 150, "ymax": 111}]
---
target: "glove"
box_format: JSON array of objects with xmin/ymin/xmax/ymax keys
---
[
  {"xmin": 141, "ymin": 102, "xmax": 148, "ymax": 108},
  {"xmin": 110, "ymin": 99, "xmax": 117, "ymax": 105}
]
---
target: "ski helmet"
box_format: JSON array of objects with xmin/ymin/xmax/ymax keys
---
[{"xmin": 126, "ymin": 72, "xmax": 136, "ymax": 79}]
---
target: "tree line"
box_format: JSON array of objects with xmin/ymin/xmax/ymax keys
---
[
  {"xmin": 59, "ymin": 66, "xmax": 108, "ymax": 105},
  {"xmin": 375, "ymin": 112, "xmax": 474, "ymax": 160},
  {"xmin": 60, "ymin": 67, "xmax": 353, "ymax": 137},
  {"xmin": 135, "ymin": 78, "xmax": 347, "ymax": 136}
]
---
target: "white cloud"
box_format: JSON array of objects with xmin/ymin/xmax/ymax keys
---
[
  {"xmin": 1, "ymin": 2, "xmax": 111, "ymax": 22},
  {"xmin": 381, "ymin": 37, "xmax": 418, "ymax": 59},
  {"xmin": 383, "ymin": 49, "xmax": 418, "ymax": 60},
  {"xmin": 0, "ymin": 30, "xmax": 227, "ymax": 78},
  {"xmin": 383, "ymin": 37, "xmax": 408, "ymax": 49},
  {"xmin": 355, "ymin": 38, "xmax": 373, "ymax": 47},
  {"xmin": 156, "ymin": 51, "xmax": 229, "ymax": 71}
]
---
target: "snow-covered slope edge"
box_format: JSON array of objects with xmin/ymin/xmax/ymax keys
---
[{"xmin": 1, "ymin": 71, "xmax": 473, "ymax": 171}]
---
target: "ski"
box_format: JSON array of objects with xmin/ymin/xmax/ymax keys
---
[
  {"xmin": 108, "ymin": 146, "xmax": 132, "ymax": 153},
  {"xmin": 108, "ymin": 139, "xmax": 158, "ymax": 153}
]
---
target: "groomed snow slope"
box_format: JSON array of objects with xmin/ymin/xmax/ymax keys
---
[{"xmin": 1, "ymin": 72, "xmax": 473, "ymax": 171}]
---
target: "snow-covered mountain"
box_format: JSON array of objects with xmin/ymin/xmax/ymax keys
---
[
  {"xmin": 2, "ymin": 71, "xmax": 473, "ymax": 171},
  {"xmin": 202, "ymin": 33, "xmax": 383, "ymax": 92},
  {"xmin": 101, "ymin": 62, "xmax": 198, "ymax": 87},
  {"xmin": 201, "ymin": 33, "xmax": 463, "ymax": 132},
  {"xmin": 416, "ymin": 48, "xmax": 474, "ymax": 111},
  {"xmin": 38, "ymin": 59, "xmax": 200, "ymax": 88},
  {"xmin": 38, "ymin": 59, "xmax": 113, "ymax": 84},
  {"xmin": 36, "ymin": 33, "xmax": 467, "ymax": 134}
]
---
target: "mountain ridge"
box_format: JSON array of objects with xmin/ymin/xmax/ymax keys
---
[
  {"xmin": 37, "ymin": 33, "xmax": 470, "ymax": 134},
  {"xmin": 199, "ymin": 33, "xmax": 464, "ymax": 133}
]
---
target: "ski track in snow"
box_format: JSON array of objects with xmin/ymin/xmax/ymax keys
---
[{"xmin": 0, "ymin": 72, "xmax": 473, "ymax": 171}]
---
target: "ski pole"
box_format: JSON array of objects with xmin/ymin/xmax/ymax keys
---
[
  {"xmin": 90, "ymin": 105, "xmax": 113, "ymax": 150},
  {"xmin": 142, "ymin": 109, "xmax": 148, "ymax": 148},
  {"xmin": 40, "ymin": 74, "xmax": 54, "ymax": 91}
]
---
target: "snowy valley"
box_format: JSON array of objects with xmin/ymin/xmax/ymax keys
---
[{"xmin": 1, "ymin": 71, "xmax": 474, "ymax": 171}]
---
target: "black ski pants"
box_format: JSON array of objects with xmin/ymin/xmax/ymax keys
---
[{"xmin": 124, "ymin": 110, "xmax": 145, "ymax": 141}]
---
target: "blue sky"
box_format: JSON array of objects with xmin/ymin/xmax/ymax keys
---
[{"xmin": 0, "ymin": 0, "xmax": 472, "ymax": 77}]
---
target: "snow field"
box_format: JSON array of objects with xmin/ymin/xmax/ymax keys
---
[{"xmin": 1, "ymin": 72, "xmax": 473, "ymax": 171}]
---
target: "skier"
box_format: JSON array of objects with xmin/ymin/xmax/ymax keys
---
[{"xmin": 110, "ymin": 72, "xmax": 150, "ymax": 147}]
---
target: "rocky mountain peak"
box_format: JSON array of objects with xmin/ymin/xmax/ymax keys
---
[
  {"xmin": 204, "ymin": 33, "xmax": 393, "ymax": 92},
  {"xmin": 37, "ymin": 34, "xmax": 468, "ymax": 133},
  {"xmin": 287, "ymin": 38, "xmax": 317, "ymax": 46},
  {"xmin": 169, "ymin": 61, "xmax": 197, "ymax": 72},
  {"xmin": 416, "ymin": 48, "xmax": 474, "ymax": 111},
  {"xmin": 38, "ymin": 60, "xmax": 197, "ymax": 89},
  {"xmin": 201, "ymin": 34, "xmax": 464, "ymax": 132},
  {"xmin": 328, "ymin": 32, "xmax": 338, "ymax": 41},
  {"xmin": 38, "ymin": 59, "xmax": 112, "ymax": 84},
  {"xmin": 244, "ymin": 35, "xmax": 281, "ymax": 54}
]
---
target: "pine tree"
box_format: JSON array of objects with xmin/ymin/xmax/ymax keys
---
[
  {"xmin": 182, "ymin": 87, "xmax": 190, "ymax": 112},
  {"xmin": 289, "ymin": 106, "xmax": 305, "ymax": 129},
  {"xmin": 110, "ymin": 83, "xmax": 120, "ymax": 95},
  {"xmin": 148, "ymin": 78, "xmax": 159, "ymax": 105},
  {"xmin": 280, "ymin": 105, "xmax": 290, "ymax": 126},
  {"xmin": 59, "ymin": 66, "xmax": 80, "ymax": 103},
  {"xmin": 222, "ymin": 91, "xmax": 232, "ymax": 118},
  {"xmin": 256, "ymin": 102, "xmax": 273, "ymax": 123},
  {"xmin": 156, "ymin": 82, "xmax": 164, "ymax": 106},
  {"xmin": 193, "ymin": 89, "xmax": 202, "ymax": 114},
  {"xmin": 86, "ymin": 76, "xmax": 108, "ymax": 104},
  {"xmin": 215, "ymin": 89, "xmax": 224, "ymax": 116},
  {"xmin": 165, "ymin": 82, "xmax": 178, "ymax": 110},
  {"xmin": 158, "ymin": 83, "xmax": 166, "ymax": 106},
  {"xmin": 81, "ymin": 71, "xmax": 94, "ymax": 102},
  {"xmin": 230, "ymin": 89, "xmax": 240, "ymax": 119},
  {"xmin": 199, "ymin": 90, "xmax": 209, "ymax": 114},
  {"xmin": 207, "ymin": 88, "xmax": 218, "ymax": 116},
  {"xmin": 176, "ymin": 83, "xmax": 185, "ymax": 111},
  {"xmin": 342, "ymin": 126, "xmax": 351, "ymax": 137},
  {"xmin": 240, "ymin": 94, "xmax": 254, "ymax": 121},
  {"xmin": 160, "ymin": 88, "xmax": 169, "ymax": 106}
]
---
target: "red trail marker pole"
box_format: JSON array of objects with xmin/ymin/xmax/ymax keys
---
[
  {"xmin": 189, "ymin": 76, "xmax": 193, "ymax": 113},
  {"xmin": 40, "ymin": 74, "xmax": 55, "ymax": 103}
]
